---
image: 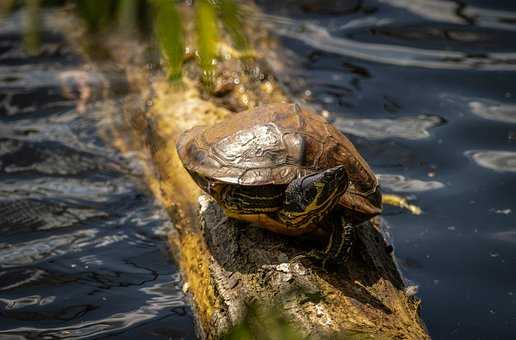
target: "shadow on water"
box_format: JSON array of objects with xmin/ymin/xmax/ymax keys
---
[
  {"xmin": 255, "ymin": 0, "xmax": 516, "ymax": 339},
  {"xmin": 0, "ymin": 10, "xmax": 195, "ymax": 340}
]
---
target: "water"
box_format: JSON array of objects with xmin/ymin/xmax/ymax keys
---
[
  {"xmin": 0, "ymin": 12, "xmax": 195, "ymax": 340},
  {"xmin": 256, "ymin": 0, "xmax": 516, "ymax": 338}
]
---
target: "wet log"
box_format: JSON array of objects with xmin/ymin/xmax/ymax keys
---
[{"xmin": 128, "ymin": 86, "xmax": 428, "ymax": 338}]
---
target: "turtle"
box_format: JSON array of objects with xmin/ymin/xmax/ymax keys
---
[{"xmin": 176, "ymin": 103, "xmax": 382, "ymax": 262}]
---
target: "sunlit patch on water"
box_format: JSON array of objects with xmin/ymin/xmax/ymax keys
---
[
  {"xmin": 334, "ymin": 114, "xmax": 445, "ymax": 140},
  {"xmin": 378, "ymin": 174, "xmax": 445, "ymax": 192},
  {"xmin": 469, "ymin": 100, "xmax": 516, "ymax": 124},
  {"xmin": 465, "ymin": 150, "xmax": 516, "ymax": 172},
  {"xmin": 440, "ymin": 93, "xmax": 516, "ymax": 124}
]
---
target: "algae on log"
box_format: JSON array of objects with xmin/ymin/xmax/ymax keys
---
[{"xmin": 61, "ymin": 2, "xmax": 429, "ymax": 338}]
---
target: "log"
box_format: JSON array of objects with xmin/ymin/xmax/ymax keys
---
[
  {"xmin": 137, "ymin": 83, "xmax": 427, "ymax": 339},
  {"xmin": 59, "ymin": 2, "xmax": 430, "ymax": 338},
  {"xmin": 200, "ymin": 198, "xmax": 427, "ymax": 339}
]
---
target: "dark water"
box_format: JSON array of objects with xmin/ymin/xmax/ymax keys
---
[
  {"xmin": 256, "ymin": 0, "xmax": 516, "ymax": 339},
  {"xmin": 0, "ymin": 12, "xmax": 195, "ymax": 340}
]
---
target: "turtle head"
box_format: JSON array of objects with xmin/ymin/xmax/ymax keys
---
[{"xmin": 282, "ymin": 166, "xmax": 349, "ymax": 226}]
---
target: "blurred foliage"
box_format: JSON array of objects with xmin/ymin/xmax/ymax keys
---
[
  {"xmin": 23, "ymin": 0, "xmax": 42, "ymax": 55},
  {"xmin": 75, "ymin": 0, "xmax": 116, "ymax": 33},
  {"xmin": 195, "ymin": 0, "xmax": 219, "ymax": 86},
  {"xmin": 3, "ymin": 0, "xmax": 249, "ymax": 86},
  {"xmin": 217, "ymin": 0, "xmax": 249, "ymax": 52},
  {"xmin": 117, "ymin": 0, "xmax": 139, "ymax": 34},
  {"xmin": 0, "ymin": 0, "xmax": 43, "ymax": 55},
  {"xmin": 224, "ymin": 304, "xmax": 394, "ymax": 340},
  {"xmin": 223, "ymin": 305, "xmax": 305, "ymax": 340},
  {"xmin": 0, "ymin": 0, "xmax": 17, "ymax": 17},
  {"xmin": 152, "ymin": 0, "xmax": 184, "ymax": 81}
]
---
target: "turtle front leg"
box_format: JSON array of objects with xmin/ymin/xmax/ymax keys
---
[
  {"xmin": 322, "ymin": 214, "xmax": 354, "ymax": 265},
  {"xmin": 291, "ymin": 213, "xmax": 354, "ymax": 269}
]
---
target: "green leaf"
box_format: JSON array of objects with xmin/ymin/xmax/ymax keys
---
[
  {"xmin": 117, "ymin": 0, "xmax": 139, "ymax": 34},
  {"xmin": 23, "ymin": 0, "xmax": 41, "ymax": 56},
  {"xmin": 0, "ymin": 0, "xmax": 17, "ymax": 18},
  {"xmin": 152, "ymin": 0, "xmax": 184, "ymax": 82},
  {"xmin": 75, "ymin": 0, "xmax": 115, "ymax": 33},
  {"xmin": 195, "ymin": 0, "xmax": 219, "ymax": 86},
  {"xmin": 217, "ymin": 0, "xmax": 249, "ymax": 52}
]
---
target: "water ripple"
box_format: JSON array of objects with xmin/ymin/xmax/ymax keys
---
[
  {"xmin": 0, "ymin": 275, "xmax": 188, "ymax": 339},
  {"xmin": 378, "ymin": 174, "xmax": 445, "ymax": 192},
  {"xmin": 261, "ymin": 14, "xmax": 516, "ymax": 70},
  {"xmin": 0, "ymin": 229, "xmax": 98, "ymax": 268},
  {"xmin": 441, "ymin": 94, "xmax": 516, "ymax": 124},
  {"xmin": 0, "ymin": 177, "xmax": 134, "ymax": 202},
  {"xmin": 465, "ymin": 150, "xmax": 516, "ymax": 172},
  {"xmin": 469, "ymin": 100, "xmax": 516, "ymax": 124},
  {"xmin": 0, "ymin": 295, "xmax": 56, "ymax": 310},
  {"xmin": 334, "ymin": 114, "xmax": 444, "ymax": 140},
  {"xmin": 380, "ymin": 0, "xmax": 516, "ymax": 32}
]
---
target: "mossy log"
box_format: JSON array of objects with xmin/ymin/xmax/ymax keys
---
[
  {"xmin": 59, "ymin": 2, "xmax": 430, "ymax": 338},
  {"xmin": 125, "ymin": 78, "xmax": 427, "ymax": 338},
  {"xmin": 123, "ymin": 83, "xmax": 427, "ymax": 339}
]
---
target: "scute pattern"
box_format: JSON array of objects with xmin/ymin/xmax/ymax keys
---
[
  {"xmin": 177, "ymin": 103, "xmax": 378, "ymax": 199},
  {"xmin": 214, "ymin": 123, "xmax": 285, "ymax": 169}
]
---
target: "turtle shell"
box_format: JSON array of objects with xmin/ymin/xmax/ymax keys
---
[{"xmin": 177, "ymin": 103, "xmax": 379, "ymax": 215}]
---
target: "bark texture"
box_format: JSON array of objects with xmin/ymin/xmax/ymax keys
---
[{"xmin": 199, "ymin": 197, "xmax": 426, "ymax": 339}]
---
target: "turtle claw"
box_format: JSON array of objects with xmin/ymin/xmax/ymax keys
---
[
  {"xmin": 214, "ymin": 216, "xmax": 231, "ymax": 229},
  {"xmin": 291, "ymin": 249, "xmax": 342, "ymax": 271},
  {"xmin": 290, "ymin": 249, "xmax": 323, "ymax": 262}
]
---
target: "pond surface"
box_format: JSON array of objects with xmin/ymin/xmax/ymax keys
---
[
  {"xmin": 256, "ymin": 0, "xmax": 516, "ymax": 338},
  {"xmin": 0, "ymin": 12, "xmax": 195, "ymax": 340}
]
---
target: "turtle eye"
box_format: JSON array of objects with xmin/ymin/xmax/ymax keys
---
[{"xmin": 303, "ymin": 186, "xmax": 317, "ymax": 202}]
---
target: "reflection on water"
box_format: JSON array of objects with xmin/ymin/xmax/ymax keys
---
[
  {"xmin": 0, "ymin": 10, "xmax": 194, "ymax": 340},
  {"xmin": 465, "ymin": 150, "xmax": 516, "ymax": 172},
  {"xmin": 260, "ymin": 13, "xmax": 516, "ymax": 70},
  {"xmin": 0, "ymin": 229, "xmax": 98, "ymax": 268},
  {"xmin": 334, "ymin": 114, "xmax": 444, "ymax": 140},
  {"xmin": 378, "ymin": 174, "xmax": 445, "ymax": 192},
  {"xmin": 441, "ymin": 93, "xmax": 516, "ymax": 124},
  {"xmin": 258, "ymin": 0, "xmax": 516, "ymax": 339},
  {"xmin": 380, "ymin": 0, "xmax": 516, "ymax": 31},
  {"xmin": 469, "ymin": 100, "xmax": 516, "ymax": 124}
]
